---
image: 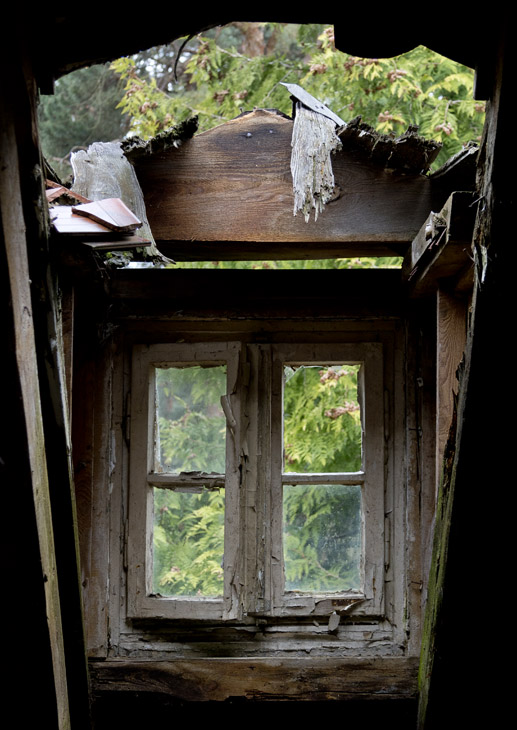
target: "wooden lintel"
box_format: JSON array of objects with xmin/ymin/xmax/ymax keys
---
[
  {"xmin": 153, "ymin": 239, "xmax": 407, "ymax": 261},
  {"xmin": 403, "ymin": 191, "xmax": 476, "ymax": 296},
  {"xmin": 132, "ymin": 110, "xmax": 448, "ymax": 258},
  {"xmin": 107, "ymin": 268, "xmax": 403, "ymax": 320}
]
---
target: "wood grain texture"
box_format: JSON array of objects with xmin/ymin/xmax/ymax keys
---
[
  {"xmin": 90, "ymin": 656, "xmax": 419, "ymax": 701},
  {"xmin": 1, "ymin": 51, "xmax": 72, "ymax": 728},
  {"xmin": 132, "ymin": 110, "xmax": 441, "ymax": 254},
  {"xmin": 436, "ymin": 290, "xmax": 466, "ymax": 474},
  {"xmin": 403, "ymin": 192, "xmax": 475, "ymax": 295}
]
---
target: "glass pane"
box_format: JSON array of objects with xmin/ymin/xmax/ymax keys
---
[
  {"xmin": 153, "ymin": 488, "xmax": 224, "ymax": 597},
  {"xmin": 283, "ymin": 365, "xmax": 362, "ymax": 473},
  {"xmin": 283, "ymin": 484, "xmax": 362, "ymax": 593},
  {"xmin": 155, "ymin": 364, "xmax": 226, "ymax": 473}
]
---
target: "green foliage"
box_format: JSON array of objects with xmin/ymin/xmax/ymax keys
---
[
  {"xmin": 38, "ymin": 63, "xmax": 130, "ymax": 180},
  {"xmin": 111, "ymin": 23, "xmax": 484, "ymax": 169},
  {"xmin": 153, "ymin": 488, "xmax": 224, "ymax": 596},
  {"xmin": 282, "ymin": 365, "xmax": 363, "ymax": 593},
  {"xmin": 153, "ymin": 359, "xmax": 365, "ymax": 596},
  {"xmin": 171, "ymin": 256, "xmax": 402, "ymax": 270},
  {"xmin": 283, "ymin": 365, "xmax": 362, "ymax": 473},
  {"xmin": 155, "ymin": 365, "xmax": 226, "ymax": 473},
  {"xmin": 153, "ymin": 365, "xmax": 227, "ymax": 595},
  {"xmin": 110, "ymin": 56, "xmax": 189, "ymax": 139},
  {"xmin": 283, "ymin": 484, "xmax": 361, "ymax": 592}
]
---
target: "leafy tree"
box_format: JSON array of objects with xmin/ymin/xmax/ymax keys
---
[
  {"xmin": 283, "ymin": 365, "xmax": 363, "ymax": 592},
  {"xmin": 109, "ymin": 21, "xmax": 483, "ymax": 274},
  {"xmin": 283, "ymin": 484, "xmax": 361, "ymax": 592},
  {"xmin": 154, "ymin": 488, "xmax": 224, "ymax": 596},
  {"xmin": 153, "ymin": 360, "xmax": 365, "ymax": 596},
  {"xmin": 299, "ymin": 29, "xmax": 484, "ymax": 166},
  {"xmin": 111, "ymin": 23, "xmax": 484, "ymax": 168},
  {"xmin": 283, "ymin": 365, "xmax": 362, "ymax": 473},
  {"xmin": 153, "ymin": 364, "xmax": 227, "ymax": 596},
  {"xmin": 38, "ymin": 63, "xmax": 130, "ymax": 180}
]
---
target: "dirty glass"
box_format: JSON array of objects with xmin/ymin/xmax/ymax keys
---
[
  {"xmin": 283, "ymin": 364, "xmax": 362, "ymax": 473},
  {"xmin": 154, "ymin": 364, "xmax": 227, "ymax": 473},
  {"xmin": 153, "ymin": 487, "xmax": 225, "ymax": 597},
  {"xmin": 283, "ymin": 484, "xmax": 362, "ymax": 593}
]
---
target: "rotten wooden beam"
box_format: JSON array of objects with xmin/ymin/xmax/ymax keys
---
[
  {"xmin": 90, "ymin": 657, "xmax": 419, "ymax": 703},
  {"xmin": 131, "ymin": 109, "xmax": 451, "ymax": 259},
  {"xmin": 107, "ymin": 268, "xmax": 404, "ymax": 321},
  {"xmin": 338, "ymin": 117, "xmax": 442, "ymax": 173}
]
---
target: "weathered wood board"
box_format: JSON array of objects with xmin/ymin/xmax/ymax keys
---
[
  {"xmin": 132, "ymin": 110, "xmax": 445, "ymax": 258},
  {"xmin": 403, "ymin": 191, "xmax": 475, "ymax": 296},
  {"xmin": 91, "ymin": 657, "xmax": 419, "ymax": 702}
]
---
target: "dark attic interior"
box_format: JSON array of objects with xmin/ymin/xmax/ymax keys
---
[{"xmin": 2, "ymin": 10, "xmax": 511, "ymax": 729}]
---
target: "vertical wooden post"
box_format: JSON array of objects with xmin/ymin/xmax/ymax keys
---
[
  {"xmin": 418, "ymin": 20, "xmax": 511, "ymax": 729},
  {"xmin": 1, "ymin": 41, "xmax": 71, "ymax": 730},
  {"xmin": 2, "ymin": 28, "xmax": 91, "ymax": 728},
  {"xmin": 436, "ymin": 288, "xmax": 467, "ymax": 494}
]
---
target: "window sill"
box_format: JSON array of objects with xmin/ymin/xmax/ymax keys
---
[{"xmin": 89, "ymin": 656, "xmax": 420, "ymax": 703}]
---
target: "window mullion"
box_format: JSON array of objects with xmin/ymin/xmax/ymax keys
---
[
  {"xmin": 244, "ymin": 344, "xmax": 276, "ymax": 616},
  {"xmin": 361, "ymin": 345, "xmax": 385, "ymax": 614},
  {"xmin": 222, "ymin": 342, "xmax": 242, "ymax": 620}
]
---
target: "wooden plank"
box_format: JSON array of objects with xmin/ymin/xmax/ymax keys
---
[
  {"xmin": 61, "ymin": 283, "xmax": 74, "ymax": 422},
  {"xmin": 1, "ymin": 58, "xmax": 70, "ymax": 729},
  {"xmin": 90, "ymin": 656, "xmax": 419, "ymax": 701},
  {"xmin": 135, "ymin": 239, "xmax": 407, "ymax": 260},
  {"xmin": 290, "ymin": 103, "xmax": 342, "ymax": 222},
  {"xmin": 404, "ymin": 303, "xmax": 437, "ymax": 654},
  {"xmin": 108, "ymin": 269, "xmax": 404, "ymax": 319},
  {"xmin": 72, "ymin": 198, "xmax": 142, "ymax": 232},
  {"xmin": 109, "ymin": 278, "xmax": 404, "ymax": 321},
  {"xmin": 132, "ymin": 110, "xmax": 442, "ymax": 255},
  {"xmin": 51, "ymin": 206, "xmax": 151, "ymax": 249},
  {"xmin": 436, "ymin": 290, "xmax": 467, "ymax": 480},
  {"xmin": 403, "ymin": 192, "xmax": 476, "ymax": 295}
]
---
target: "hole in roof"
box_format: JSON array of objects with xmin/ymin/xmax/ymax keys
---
[{"xmin": 39, "ymin": 22, "xmax": 483, "ymax": 270}]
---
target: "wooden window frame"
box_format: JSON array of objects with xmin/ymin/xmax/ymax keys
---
[
  {"xmin": 127, "ymin": 341, "xmax": 242, "ymax": 620},
  {"xmin": 270, "ymin": 343, "xmax": 385, "ymax": 618},
  {"xmin": 127, "ymin": 339, "xmax": 386, "ymax": 623}
]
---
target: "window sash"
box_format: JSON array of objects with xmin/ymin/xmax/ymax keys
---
[
  {"xmin": 127, "ymin": 342, "xmax": 241, "ymax": 620},
  {"xmin": 268, "ymin": 343, "xmax": 385, "ymax": 617},
  {"xmin": 128, "ymin": 341, "xmax": 385, "ymax": 621}
]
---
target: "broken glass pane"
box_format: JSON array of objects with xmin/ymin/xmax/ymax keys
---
[
  {"xmin": 283, "ymin": 484, "xmax": 362, "ymax": 593},
  {"xmin": 153, "ymin": 487, "xmax": 224, "ymax": 597},
  {"xmin": 154, "ymin": 364, "xmax": 227, "ymax": 473},
  {"xmin": 283, "ymin": 364, "xmax": 362, "ymax": 473}
]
